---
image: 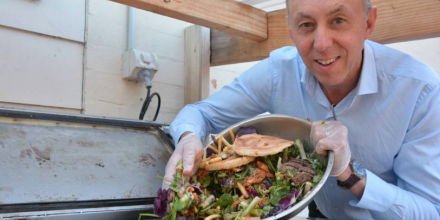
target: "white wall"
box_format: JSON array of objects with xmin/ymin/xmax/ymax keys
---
[
  {"xmin": 0, "ymin": 0, "xmax": 85, "ymax": 42},
  {"xmin": 387, "ymin": 38, "xmax": 440, "ymax": 74},
  {"xmin": 0, "ymin": 0, "xmax": 85, "ymax": 111},
  {"xmin": 0, "ymin": 0, "xmax": 193, "ymax": 124},
  {"xmin": 83, "ymin": 0, "xmax": 192, "ymax": 123}
]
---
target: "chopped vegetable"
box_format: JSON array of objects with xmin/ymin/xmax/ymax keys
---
[
  {"xmin": 295, "ymin": 139, "xmax": 307, "ymax": 160},
  {"xmin": 151, "ymin": 127, "xmax": 326, "ymax": 220},
  {"xmin": 236, "ymin": 127, "xmax": 257, "ymax": 137},
  {"xmin": 153, "ymin": 188, "xmax": 169, "ymax": 217}
]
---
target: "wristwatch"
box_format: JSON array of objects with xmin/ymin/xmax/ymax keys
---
[{"xmin": 337, "ymin": 159, "xmax": 366, "ymax": 190}]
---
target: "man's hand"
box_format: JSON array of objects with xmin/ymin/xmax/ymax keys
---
[
  {"xmin": 162, "ymin": 132, "xmax": 203, "ymax": 189},
  {"xmin": 311, "ymin": 120, "xmax": 351, "ymax": 177}
]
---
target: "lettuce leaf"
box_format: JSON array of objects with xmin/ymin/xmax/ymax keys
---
[{"xmin": 215, "ymin": 193, "xmax": 233, "ymax": 208}]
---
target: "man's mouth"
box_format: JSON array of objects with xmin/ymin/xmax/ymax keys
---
[{"xmin": 316, "ymin": 57, "xmax": 338, "ymax": 65}]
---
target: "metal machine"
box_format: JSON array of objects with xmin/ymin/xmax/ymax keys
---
[{"xmin": 0, "ymin": 107, "xmax": 173, "ymax": 219}]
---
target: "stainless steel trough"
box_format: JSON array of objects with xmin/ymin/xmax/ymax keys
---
[{"xmin": 0, "ymin": 107, "xmax": 173, "ymax": 220}]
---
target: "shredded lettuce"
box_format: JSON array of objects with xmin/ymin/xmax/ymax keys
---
[
  {"xmin": 200, "ymin": 176, "xmax": 211, "ymax": 187},
  {"xmin": 215, "ymin": 193, "xmax": 233, "ymax": 208},
  {"xmin": 151, "ymin": 128, "xmax": 328, "ymax": 220}
]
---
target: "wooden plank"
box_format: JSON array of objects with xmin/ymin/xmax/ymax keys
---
[
  {"xmin": 211, "ymin": 9, "xmax": 290, "ymax": 66},
  {"xmin": 184, "ymin": 25, "xmax": 210, "ymax": 105},
  {"xmin": 0, "ymin": 0, "xmax": 86, "ymax": 43},
  {"xmin": 211, "ymin": 0, "xmax": 440, "ymax": 66},
  {"xmin": 0, "ymin": 26, "xmax": 83, "ymax": 109},
  {"xmin": 108, "ymin": 0, "xmax": 268, "ymax": 41}
]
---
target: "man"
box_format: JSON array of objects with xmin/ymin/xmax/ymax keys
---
[{"xmin": 163, "ymin": 0, "xmax": 440, "ymax": 219}]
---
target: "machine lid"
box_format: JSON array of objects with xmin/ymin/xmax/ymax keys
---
[{"xmin": 0, "ymin": 108, "xmax": 172, "ymax": 212}]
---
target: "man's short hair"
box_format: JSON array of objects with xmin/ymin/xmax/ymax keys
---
[{"xmin": 286, "ymin": 0, "xmax": 372, "ymax": 20}]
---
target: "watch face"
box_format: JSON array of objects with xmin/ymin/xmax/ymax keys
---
[{"xmin": 352, "ymin": 161, "xmax": 366, "ymax": 178}]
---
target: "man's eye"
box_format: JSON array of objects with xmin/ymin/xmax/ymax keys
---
[
  {"xmin": 334, "ymin": 18, "xmax": 344, "ymax": 24},
  {"xmin": 300, "ymin": 23, "xmax": 313, "ymax": 28}
]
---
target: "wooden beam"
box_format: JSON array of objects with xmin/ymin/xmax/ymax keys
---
[
  {"xmin": 109, "ymin": 0, "xmax": 268, "ymax": 41},
  {"xmin": 211, "ymin": 9, "xmax": 290, "ymax": 66},
  {"xmin": 184, "ymin": 25, "xmax": 210, "ymax": 105},
  {"xmin": 211, "ymin": 0, "xmax": 440, "ymax": 66}
]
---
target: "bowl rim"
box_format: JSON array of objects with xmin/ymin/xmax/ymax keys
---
[{"xmin": 207, "ymin": 114, "xmax": 334, "ymax": 220}]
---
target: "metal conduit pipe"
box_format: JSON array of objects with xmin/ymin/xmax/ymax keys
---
[{"xmin": 128, "ymin": 7, "xmax": 135, "ymax": 50}]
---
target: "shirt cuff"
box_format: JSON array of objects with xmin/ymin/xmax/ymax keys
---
[
  {"xmin": 170, "ymin": 123, "xmax": 203, "ymax": 146},
  {"xmin": 349, "ymin": 170, "xmax": 398, "ymax": 212}
]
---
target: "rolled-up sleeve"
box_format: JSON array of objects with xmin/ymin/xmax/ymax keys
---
[
  {"xmin": 170, "ymin": 58, "xmax": 274, "ymax": 145},
  {"xmin": 350, "ymin": 84, "xmax": 440, "ymax": 219}
]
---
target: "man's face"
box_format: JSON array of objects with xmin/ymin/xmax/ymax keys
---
[{"xmin": 288, "ymin": 0, "xmax": 375, "ymax": 88}]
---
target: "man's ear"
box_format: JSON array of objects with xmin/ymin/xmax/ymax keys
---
[
  {"xmin": 287, "ymin": 16, "xmax": 295, "ymax": 42},
  {"xmin": 288, "ymin": 26, "xmax": 294, "ymax": 41},
  {"xmin": 365, "ymin": 6, "xmax": 377, "ymax": 39}
]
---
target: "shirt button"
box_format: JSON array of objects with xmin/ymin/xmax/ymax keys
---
[
  {"xmin": 335, "ymin": 207, "xmax": 339, "ymax": 211},
  {"xmin": 330, "ymin": 182, "xmax": 334, "ymax": 187}
]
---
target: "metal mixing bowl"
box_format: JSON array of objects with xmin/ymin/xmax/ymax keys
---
[{"xmin": 207, "ymin": 114, "xmax": 334, "ymax": 220}]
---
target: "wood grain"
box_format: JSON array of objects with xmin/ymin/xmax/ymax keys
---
[
  {"xmin": 211, "ymin": 9, "xmax": 290, "ymax": 66},
  {"xmin": 211, "ymin": 0, "xmax": 440, "ymax": 66},
  {"xmin": 184, "ymin": 25, "xmax": 210, "ymax": 105},
  {"xmin": 108, "ymin": 0, "xmax": 268, "ymax": 41}
]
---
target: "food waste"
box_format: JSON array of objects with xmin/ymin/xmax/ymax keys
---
[{"xmin": 151, "ymin": 127, "xmax": 326, "ymax": 220}]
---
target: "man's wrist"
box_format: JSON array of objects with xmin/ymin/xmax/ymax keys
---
[
  {"xmin": 337, "ymin": 164, "xmax": 353, "ymax": 182},
  {"xmin": 179, "ymin": 131, "xmax": 193, "ymax": 142},
  {"xmin": 337, "ymin": 160, "xmax": 366, "ymax": 199}
]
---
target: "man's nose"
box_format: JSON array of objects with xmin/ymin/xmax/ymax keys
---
[{"xmin": 313, "ymin": 27, "xmax": 333, "ymax": 52}]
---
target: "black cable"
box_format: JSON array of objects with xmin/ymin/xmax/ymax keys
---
[
  {"xmin": 150, "ymin": 92, "xmax": 161, "ymax": 121},
  {"xmin": 139, "ymin": 87, "xmax": 151, "ymax": 120},
  {"xmin": 139, "ymin": 86, "xmax": 161, "ymax": 121}
]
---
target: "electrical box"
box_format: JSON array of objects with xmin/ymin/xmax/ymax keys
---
[{"xmin": 122, "ymin": 50, "xmax": 159, "ymax": 81}]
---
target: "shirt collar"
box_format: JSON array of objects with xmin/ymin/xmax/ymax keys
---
[
  {"xmin": 301, "ymin": 40, "xmax": 378, "ymax": 97},
  {"xmin": 357, "ymin": 41, "xmax": 378, "ymax": 95}
]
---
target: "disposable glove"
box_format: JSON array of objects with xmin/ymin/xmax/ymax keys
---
[
  {"xmin": 311, "ymin": 120, "xmax": 351, "ymax": 177},
  {"xmin": 162, "ymin": 133, "xmax": 203, "ymax": 189}
]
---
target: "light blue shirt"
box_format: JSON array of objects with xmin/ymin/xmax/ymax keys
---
[{"xmin": 170, "ymin": 40, "xmax": 440, "ymax": 219}]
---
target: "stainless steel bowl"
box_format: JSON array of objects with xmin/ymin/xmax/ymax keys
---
[{"xmin": 207, "ymin": 114, "xmax": 334, "ymax": 220}]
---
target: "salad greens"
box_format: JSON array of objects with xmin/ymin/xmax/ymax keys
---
[{"xmin": 144, "ymin": 127, "xmax": 326, "ymax": 220}]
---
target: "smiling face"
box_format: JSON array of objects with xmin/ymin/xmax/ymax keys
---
[{"xmin": 287, "ymin": 0, "xmax": 376, "ymax": 96}]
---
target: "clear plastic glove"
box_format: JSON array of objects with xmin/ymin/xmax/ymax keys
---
[
  {"xmin": 162, "ymin": 133, "xmax": 203, "ymax": 189},
  {"xmin": 311, "ymin": 120, "xmax": 351, "ymax": 177}
]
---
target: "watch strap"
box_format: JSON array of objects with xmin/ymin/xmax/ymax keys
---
[{"xmin": 337, "ymin": 174, "xmax": 360, "ymax": 190}]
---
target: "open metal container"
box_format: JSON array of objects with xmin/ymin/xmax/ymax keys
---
[
  {"xmin": 0, "ymin": 107, "xmax": 174, "ymax": 220},
  {"xmin": 209, "ymin": 114, "xmax": 334, "ymax": 220}
]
